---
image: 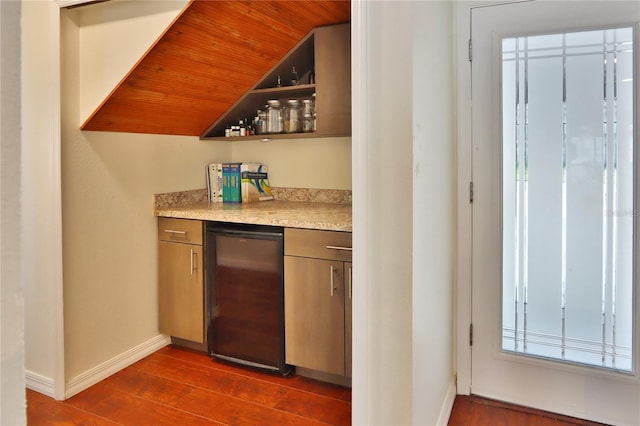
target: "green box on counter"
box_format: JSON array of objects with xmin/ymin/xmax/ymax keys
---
[{"xmin": 222, "ymin": 163, "xmax": 242, "ymax": 203}]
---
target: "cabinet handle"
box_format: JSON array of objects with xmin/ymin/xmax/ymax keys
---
[
  {"xmin": 330, "ymin": 265, "xmax": 335, "ymax": 296},
  {"xmin": 348, "ymin": 265, "xmax": 352, "ymax": 300},
  {"xmin": 326, "ymin": 245, "xmax": 352, "ymax": 251},
  {"xmin": 164, "ymin": 229, "xmax": 187, "ymax": 235},
  {"xmin": 190, "ymin": 249, "xmax": 197, "ymax": 275}
]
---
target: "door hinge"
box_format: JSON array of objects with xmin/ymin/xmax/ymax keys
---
[
  {"xmin": 468, "ymin": 39, "xmax": 473, "ymax": 62},
  {"xmin": 469, "ymin": 181, "xmax": 474, "ymax": 203},
  {"xmin": 469, "ymin": 323, "xmax": 474, "ymax": 346}
]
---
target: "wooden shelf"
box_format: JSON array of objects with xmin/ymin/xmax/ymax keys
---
[
  {"xmin": 210, "ymin": 132, "xmax": 319, "ymax": 142},
  {"xmin": 252, "ymin": 83, "xmax": 316, "ymax": 96},
  {"xmin": 201, "ymin": 23, "xmax": 350, "ymax": 141}
]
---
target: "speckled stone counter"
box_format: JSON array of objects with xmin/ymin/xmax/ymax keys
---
[{"xmin": 154, "ymin": 188, "xmax": 352, "ymax": 232}]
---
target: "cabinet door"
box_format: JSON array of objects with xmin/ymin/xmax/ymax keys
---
[
  {"xmin": 344, "ymin": 262, "xmax": 352, "ymax": 378},
  {"xmin": 285, "ymin": 256, "xmax": 345, "ymax": 375},
  {"xmin": 315, "ymin": 23, "xmax": 351, "ymax": 136},
  {"xmin": 158, "ymin": 241, "xmax": 204, "ymax": 343}
]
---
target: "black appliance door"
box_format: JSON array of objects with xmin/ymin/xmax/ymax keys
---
[{"xmin": 206, "ymin": 223, "xmax": 290, "ymax": 374}]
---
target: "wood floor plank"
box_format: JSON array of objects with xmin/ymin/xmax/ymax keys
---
[
  {"xmin": 157, "ymin": 345, "xmax": 352, "ymax": 402},
  {"xmin": 65, "ymin": 380, "xmax": 223, "ymax": 426},
  {"xmin": 27, "ymin": 345, "xmax": 351, "ymax": 426},
  {"xmin": 27, "ymin": 389, "xmax": 122, "ymax": 426},
  {"xmin": 101, "ymin": 367, "xmax": 327, "ymax": 426},
  {"xmin": 448, "ymin": 395, "xmax": 609, "ymax": 426},
  {"xmin": 131, "ymin": 352, "xmax": 351, "ymax": 425}
]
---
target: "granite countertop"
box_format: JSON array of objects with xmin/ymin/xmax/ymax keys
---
[{"xmin": 154, "ymin": 188, "xmax": 352, "ymax": 232}]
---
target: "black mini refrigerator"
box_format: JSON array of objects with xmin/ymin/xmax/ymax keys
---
[{"xmin": 206, "ymin": 222, "xmax": 292, "ymax": 375}]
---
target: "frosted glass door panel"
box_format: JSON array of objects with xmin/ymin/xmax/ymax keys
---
[{"xmin": 502, "ymin": 27, "xmax": 634, "ymax": 372}]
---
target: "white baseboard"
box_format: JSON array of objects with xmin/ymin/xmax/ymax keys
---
[
  {"xmin": 437, "ymin": 377, "xmax": 457, "ymax": 426},
  {"xmin": 65, "ymin": 334, "xmax": 170, "ymax": 399},
  {"xmin": 26, "ymin": 370, "xmax": 56, "ymax": 398}
]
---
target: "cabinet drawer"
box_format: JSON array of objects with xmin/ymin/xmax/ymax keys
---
[
  {"xmin": 285, "ymin": 228, "xmax": 352, "ymax": 262},
  {"xmin": 158, "ymin": 218, "xmax": 203, "ymax": 245}
]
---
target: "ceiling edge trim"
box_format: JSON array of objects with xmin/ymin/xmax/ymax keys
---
[{"xmin": 53, "ymin": 0, "xmax": 109, "ymax": 10}]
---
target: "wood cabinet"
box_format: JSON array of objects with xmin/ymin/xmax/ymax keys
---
[
  {"xmin": 344, "ymin": 261, "xmax": 352, "ymax": 378},
  {"xmin": 201, "ymin": 23, "xmax": 351, "ymax": 140},
  {"xmin": 158, "ymin": 218, "xmax": 204, "ymax": 343},
  {"xmin": 284, "ymin": 228, "xmax": 352, "ymax": 376}
]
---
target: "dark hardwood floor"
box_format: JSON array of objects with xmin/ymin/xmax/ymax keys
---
[
  {"xmin": 27, "ymin": 345, "xmax": 351, "ymax": 425},
  {"xmin": 448, "ymin": 395, "xmax": 608, "ymax": 426},
  {"xmin": 27, "ymin": 345, "xmax": 608, "ymax": 426}
]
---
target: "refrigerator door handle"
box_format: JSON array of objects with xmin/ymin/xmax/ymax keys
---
[{"xmin": 216, "ymin": 229, "xmax": 283, "ymax": 239}]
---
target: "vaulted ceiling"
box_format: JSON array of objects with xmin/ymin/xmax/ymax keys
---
[{"xmin": 80, "ymin": 0, "xmax": 350, "ymax": 136}]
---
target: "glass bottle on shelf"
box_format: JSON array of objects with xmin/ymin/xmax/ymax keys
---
[
  {"xmin": 284, "ymin": 99, "xmax": 302, "ymax": 133},
  {"xmin": 312, "ymin": 93, "xmax": 317, "ymax": 131},
  {"xmin": 302, "ymin": 98, "xmax": 314, "ymax": 116},
  {"xmin": 266, "ymin": 100, "xmax": 283, "ymax": 134},
  {"xmin": 302, "ymin": 99, "xmax": 314, "ymax": 133},
  {"xmin": 255, "ymin": 110, "xmax": 267, "ymax": 135},
  {"xmin": 290, "ymin": 66, "xmax": 299, "ymax": 86},
  {"xmin": 302, "ymin": 114, "xmax": 313, "ymax": 133}
]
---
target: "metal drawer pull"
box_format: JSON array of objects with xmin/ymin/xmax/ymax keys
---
[
  {"xmin": 164, "ymin": 229, "xmax": 187, "ymax": 235},
  {"xmin": 330, "ymin": 265, "xmax": 336, "ymax": 296},
  {"xmin": 190, "ymin": 249, "xmax": 196, "ymax": 275},
  {"xmin": 326, "ymin": 245, "xmax": 352, "ymax": 251}
]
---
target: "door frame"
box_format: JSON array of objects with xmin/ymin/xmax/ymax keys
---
[
  {"xmin": 455, "ymin": 0, "xmax": 640, "ymax": 399},
  {"xmin": 455, "ymin": 0, "xmax": 535, "ymax": 395}
]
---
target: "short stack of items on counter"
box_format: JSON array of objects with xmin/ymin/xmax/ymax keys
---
[
  {"xmin": 207, "ymin": 162, "xmax": 273, "ymax": 204},
  {"xmin": 206, "ymin": 163, "xmax": 223, "ymax": 203}
]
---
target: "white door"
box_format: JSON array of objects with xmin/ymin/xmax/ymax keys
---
[{"xmin": 471, "ymin": 2, "xmax": 640, "ymax": 424}]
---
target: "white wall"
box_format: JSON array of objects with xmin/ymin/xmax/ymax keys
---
[
  {"xmin": 356, "ymin": 2, "xmax": 415, "ymax": 424},
  {"xmin": 411, "ymin": 2, "xmax": 455, "ymax": 424},
  {"xmin": 1, "ymin": 0, "xmax": 26, "ymax": 423},
  {"xmin": 352, "ymin": 1, "xmax": 455, "ymax": 424},
  {"xmin": 230, "ymin": 137, "xmax": 352, "ymax": 190},
  {"xmin": 364, "ymin": 1, "xmax": 413, "ymax": 425},
  {"xmin": 22, "ymin": 0, "xmax": 64, "ymax": 399}
]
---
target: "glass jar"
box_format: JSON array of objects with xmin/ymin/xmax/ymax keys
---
[
  {"xmin": 302, "ymin": 113, "xmax": 313, "ymax": 133},
  {"xmin": 254, "ymin": 109, "xmax": 267, "ymax": 135},
  {"xmin": 302, "ymin": 98, "xmax": 314, "ymax": 116},
  {"xmin": 266, "ymin": 100, "xmax": 283, "ymax": 134},
  {"xmin": 284, "ymin": 99, "xmax": 302, "ymax": 133},
  {"xmin": 301, "ymin": 99, "xmax": 314, "ymax": 133}
]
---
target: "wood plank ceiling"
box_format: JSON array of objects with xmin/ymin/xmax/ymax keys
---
[{"xmin": 81, "ymin": 0, "xmax": 350, "ymax": 136}]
